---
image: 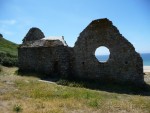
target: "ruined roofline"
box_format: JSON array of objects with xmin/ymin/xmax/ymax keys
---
[
  {"xmin": 75, "ymin": 18, "xmax": 135, "ymax": 51},
  {"xmin": 21, "ymin": 27, "xmax": 68, "ymax": 47},
  {"xmin": 20, "ymin": 36, "xmax": 68, "ymax": 48},
  {"xmin": 81, "ymin": 18, "xmax": 117, "ymax": 33},
  {"xmin": 42, "ymin": 36, "xmax": 68, "ymax": 46},
  {"xmin": 91, "ymin": 18, "xmax": 112, "ymax": 24},
  {"xmin": 22, "ymin": 27, "xmax": 45, "ymax": 43}
]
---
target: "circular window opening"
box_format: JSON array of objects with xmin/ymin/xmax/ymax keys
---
[{"xmin": 95, "ymin": 46, "xmax": 110, "ymax": 63}]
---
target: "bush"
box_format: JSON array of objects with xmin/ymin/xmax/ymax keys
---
[
  {"xmin": 13, "ymin": 104, "xmax": 23, "ymax": 113},
  {"xmin": 57, "ymin": 79, "xmax": 84, "ymax": 87},
  {"xmin": 0, "ymin": 52, "xmax": 18, "ymax": 67},
  {"xmin": 57, "ymin": 79, "xmax": 69, "ymax": 86}
]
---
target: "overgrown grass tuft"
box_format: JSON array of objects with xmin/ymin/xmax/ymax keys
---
[
  {"xmin": 88, "ymin": 99, "xmax": 99, "ymax": 108},
  {"xmin": 13, "ymin": 104, "xmax": 23, "ymax": 113},
  {"xmin": 57, "ymin": 79, "xmax": 84, "ymax": 87}
]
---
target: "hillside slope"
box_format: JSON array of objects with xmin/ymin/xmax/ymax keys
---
[
  {"xmin": 0, "ymin": 36, "xmax": 18, "ymax": 56},
  {"xmin": 0, "ymin": 35, "xmax": 18, "ymax": 66}
]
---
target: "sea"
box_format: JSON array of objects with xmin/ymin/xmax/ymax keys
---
[{"xmin": 96, "ymin": 53, "xmax": 150, "ymax": 66}]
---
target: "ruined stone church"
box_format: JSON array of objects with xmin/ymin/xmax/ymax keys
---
[{"xmin": 18, "ymin": 18, "xmax": 144, "ymax": 84}]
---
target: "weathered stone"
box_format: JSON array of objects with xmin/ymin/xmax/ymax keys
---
[
  {"xmin": 20, "ymin": 36, "xmax": 68, "ymax": 48},
  {"xmin": 19, "ymin": 35, "xmax": 71, "ymax": 77},
  {"xmin": 18, "ymin": 46, "xmax": 72, "ymax": 77},
  {"xmin": 22, "ymin": 27, "xmax": 45, "ymax": 43},
  {"xmin": 73, "ymin": 18, "xmax": 143, "ymax": 84},
  {"xmin": 18, "ymin": 18, "xmax": 144, "ymax": 85}
]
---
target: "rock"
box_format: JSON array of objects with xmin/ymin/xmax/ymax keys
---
[{"xmin": 22, "ymin": 27, "xmax": 45, "ymax": 43}]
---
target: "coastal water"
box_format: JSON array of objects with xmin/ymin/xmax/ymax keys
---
[
  {"xmin": 141, "ymin": 53, "xmax": 150, "ymax": 66},
  {"xmin": 96, "ymin": 53, "xmax": 150, "ymax": 66}
]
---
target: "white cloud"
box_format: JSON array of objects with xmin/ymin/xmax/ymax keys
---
[
  {"xmin": 0, "ymin": 28, "xmax": 14, "ymax": 36},
  {"xmin": 0, "ymin": 19, "xmax": 16, "ymax": 25}
]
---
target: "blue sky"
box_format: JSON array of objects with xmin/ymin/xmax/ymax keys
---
[{"xmin": 0, "ymin": 0, "xmax": 150, "ymax": 54}]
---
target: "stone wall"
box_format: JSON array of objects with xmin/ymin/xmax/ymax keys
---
[
  {"xmin": 18, "ymin": 18, "xmax": 144, "ymax": 85},
  {"xmin": 18, "ymin": 46, "xmax": 73, "ymax": 77},
  {"xmin": 22, "ymin": 27, "xmax": 45, "ymax": 43},
  {"xmin": 73, "ymin": 18, "xmax": 143, "ymax": 84}
]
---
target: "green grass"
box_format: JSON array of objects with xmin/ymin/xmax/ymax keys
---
[
  {"xmin": 0, "ymin": 37, "xmax": 18, "ymax": 66},
  {"xmin": 0, "ymin": 66, "xmax": 150, "ymax": 113},
  {"xmin": 13, "ymin": 104, "xmax": 23, "ymax": 113},
  {"xmin": 0, "ymin": 37, "xmax": 18, "ymax": 56}
]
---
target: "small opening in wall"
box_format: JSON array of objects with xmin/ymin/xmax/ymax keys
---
[
  {"xmin": 82, "ymin": 62, "xmax": 85, "ymax": 65},
  {"xmin": 125, "ymin": 61, "xmax": 128, "ymax": 65},
  {"xmin": 95, "ymin": 46, "xmax": 110, "ymax": 63}
]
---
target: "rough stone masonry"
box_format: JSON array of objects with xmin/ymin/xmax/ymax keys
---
[{"xmin": 18, "ymin": 18, "xmax": 144, "ymax": 85}]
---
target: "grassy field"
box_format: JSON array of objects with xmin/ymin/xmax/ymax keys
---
[
  {"xmin": 0, "ymin": 37, "xmax": 18, "ymax": 56},
  {"xmin": 0, "ymin": 37, "xmax": 18, "ymax": 66},
  {"xmin": 0, "ymin": 66, "xmax": 150, "ymax": 113}
]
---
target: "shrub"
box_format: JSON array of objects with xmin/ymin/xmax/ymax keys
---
[
  {"xmin": 13, "ymin": 104, "xmax": 23, "ymax": 113},
  {"xmin": 57, "ymin": 79, "xmax": 84, "ymax": 87},
  {"xmin": 57, "ymin": 79, "xmax": 69, "ymax": 86},
  {"xmin": 0, "ymin": 52, "xmax": 18, "ymax": 67}
]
